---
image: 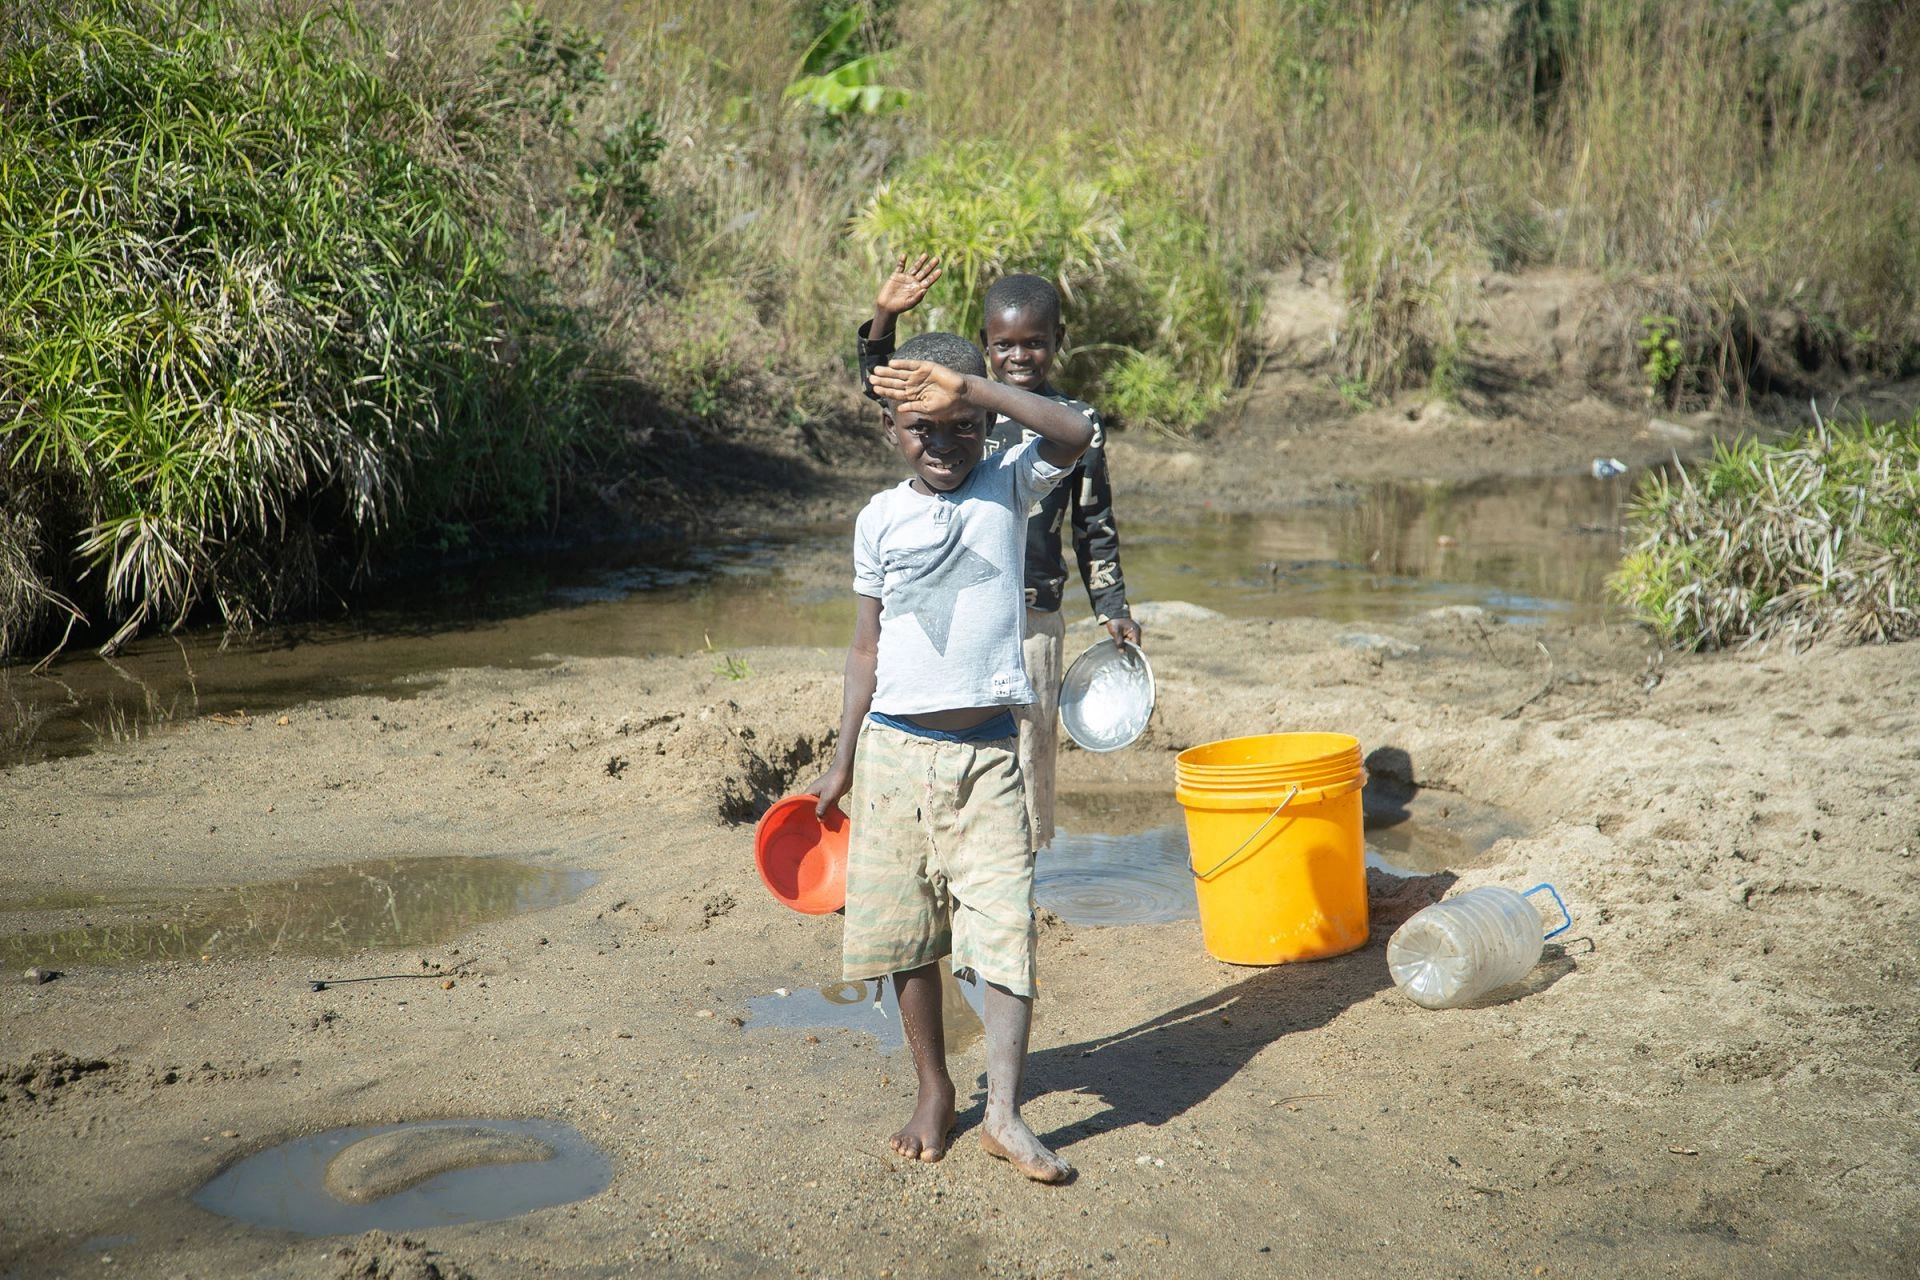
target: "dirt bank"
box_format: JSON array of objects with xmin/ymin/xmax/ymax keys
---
[{"xmin": 4, "ymin": 279, "xmax": 1919, "ymax": 1278}]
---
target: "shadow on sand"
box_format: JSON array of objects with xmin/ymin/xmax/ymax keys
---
[{"xmin": 955, "ymin": 868, "xmax": 1462, "ymax": 1150}]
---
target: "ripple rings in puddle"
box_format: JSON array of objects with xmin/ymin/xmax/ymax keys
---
[
  {"xmin": 193, "ymin": 1119, "xmax": 609, "ymax": 1235},
  {"xmin": 1035, "ymin": 827, "xmax": 1199, "ymax": 927}
]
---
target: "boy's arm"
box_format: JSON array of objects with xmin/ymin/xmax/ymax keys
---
[
  {"xmin": 868, "ymin": 362, "xmax": 1094, "ymax": 467},
  {"xmin": 1069, "ymin": 409, "xmax": 1141, "ymax": 647},
  {"xmin": 802, "ymin": 594, "xmax": 882, "ymax": 818},
  {"xmin": 859, "ymin": 254, "xmax": 940, "ymax": 401}
]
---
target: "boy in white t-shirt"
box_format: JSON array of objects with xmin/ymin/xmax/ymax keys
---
[{"xmin": 804, "ymin": 331, "xmax": 1094, "ymax": 1183}]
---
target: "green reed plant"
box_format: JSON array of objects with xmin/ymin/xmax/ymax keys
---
[
  {"xmin": 1610, "ymin": 412, "xmax": 1920, "ymax": 650},
  {"xmin": 0, "ymin": 0, "xmax": 604, "ymax": 654}
]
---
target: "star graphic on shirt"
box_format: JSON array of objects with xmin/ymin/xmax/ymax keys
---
[{"xmin": 883, "ymin": 541, "xmax": 1001, "ymax": 654}]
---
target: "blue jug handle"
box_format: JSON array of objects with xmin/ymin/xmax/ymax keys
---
[{"xmin": 1523, "ymin": 883, "xmax": 1573, "ymax": 939}]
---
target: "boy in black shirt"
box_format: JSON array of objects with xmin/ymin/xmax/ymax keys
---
[{"xmin": 858, "ymin": 256, "xmax": 1141, "ymax": 849}]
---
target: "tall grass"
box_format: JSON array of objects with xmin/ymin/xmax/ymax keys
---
[
  {"xmin": 602, "ymin": 0, "xmax": 1920, "ymax": 400},
  {"xmin": 7, "ymin": 0, "xmax": 1919, "ymax": 654},
  {"xmin": 0, "ymin": 0, "xmax": 608, "ymax": 654}
]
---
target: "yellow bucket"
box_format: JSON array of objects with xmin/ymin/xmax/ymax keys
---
[{"xmin": 1174, "ymin": 733, "xmax": 1369, "ymax": 966}]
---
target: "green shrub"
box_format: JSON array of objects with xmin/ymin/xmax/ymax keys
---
[
  {"xmin": 1638, "ymin": 314, "xmax": 1685, "ymax": 403},
  {"xmin": 0, "ymin": 0, "xmax": 605, "ymax": 653},
  {"xmin": 1609, "ymin": 412, "xmax": 1920, "ymax": 649},
  {"xmin": 1101, "ymin": 352, "xmax": 1222, "ymax": 440},
  {"xmin": 849, "ymin": 137, "xmax": 1251, "ymax": 435}
]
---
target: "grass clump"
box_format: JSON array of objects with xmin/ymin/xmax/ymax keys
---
[
  {"xmin": 1610, "ymin": 413, "xmax": 1920, "ymax": 650},
  {"xmin": 0, "ymin": 0, "xmax": 611, "ymax": 654}
]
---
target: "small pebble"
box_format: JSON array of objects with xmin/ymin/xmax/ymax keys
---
[
  {"xmin": 773, "ymin": 987, "xmax": 790, "ymax": 998},
  {"xmin": 221, "ymin": 1129, "xmax": 239, "ymax": 1139},
  {"xmin": 24, "ymin": 966, "xmax": 59, "ymax": 985},
  {"xmin": 441, "ymin": 980, "xmax": 455, "ymax": 990},
  {"xmin": 695, "ymin": 1009, "xmax": 714, "ymax": 1018}
]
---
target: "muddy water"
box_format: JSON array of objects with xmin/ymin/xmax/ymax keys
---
[
  {"xmin": 0, "ymin": 857, "xmax": 594, "ymax": 970},
  {"xmin": 193, "ymin": 1118, "xmax": 610, "ymax": 1235},
  {"xmin": 0, "ymin": 475, "xmax": 1626, "ymax": 769},
  {"xmin": 1034, "ymin": 784, "xmax": 1522, "ymax": 928},
  {"xmin": 1, "ymin": 531, "xmax": 851, "ymax": 769},
  {"xmin": 1125, "ymin": 474, "xmax": 1629, "ymax": 625}
]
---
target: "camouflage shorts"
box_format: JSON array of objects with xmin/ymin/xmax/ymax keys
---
[{"xmin": 841, "ymin": 718, "xmax": 1037, "ymax": 997}]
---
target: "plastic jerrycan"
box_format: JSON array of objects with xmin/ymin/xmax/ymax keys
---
[{"xmin": 1386, "ymin": 884, "xmax": 1572, "ymax": 1009}]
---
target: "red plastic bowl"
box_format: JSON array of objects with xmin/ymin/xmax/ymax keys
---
[{"xmin": 754, "ymin": 795, "xmax": 849, "ymax": 914}]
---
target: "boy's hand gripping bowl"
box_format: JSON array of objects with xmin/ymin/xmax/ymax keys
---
[
  {"xmin": 754, "ymin": 795, "xmax": 850, "ymax": 914},
  {"xmin": 1058, "ymin": 639, "xmax": 1155, "ymax": 753}
]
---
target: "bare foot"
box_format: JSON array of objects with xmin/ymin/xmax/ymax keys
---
[
  {"xmin": 980, "ymin": 1115, "xmax": 1072, "ymax": 1183},
  {"xmin": 889, "ymin": 1081, "xmax": 955, "ymax": 1163}
]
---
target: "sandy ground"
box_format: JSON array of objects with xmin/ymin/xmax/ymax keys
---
[{"xmin": 5, "ymin": 277, "xmax": 1920, "ymax": 1279}]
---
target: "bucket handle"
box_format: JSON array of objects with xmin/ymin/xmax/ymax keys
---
[
  {"xmin": 1188, "ymin": 785, "xmax": 1299, "ymax": 881},
  {"xmin": 1523, "ymin": 883, "xmax": 1573, "ymax": 939}
]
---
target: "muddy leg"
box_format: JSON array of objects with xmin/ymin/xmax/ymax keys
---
[
  {"xmin": 890, "ymin": 964, "xmax": 954, "ymax": 1162},
  {"xmin": 979, "ymin": 981, "xmax": 1071, "ymax": 1183}
]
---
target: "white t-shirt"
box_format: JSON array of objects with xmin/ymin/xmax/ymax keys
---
[{"xmin": 854, "ymin": 438, "xmax": 1068, "ymax": 715}]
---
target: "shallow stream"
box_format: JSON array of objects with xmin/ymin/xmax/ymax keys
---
[{"xmin": 1, "ymin": 475, "xmax": 1628, "ymax": 770}]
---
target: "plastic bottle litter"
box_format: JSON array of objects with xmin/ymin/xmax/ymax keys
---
[{"xmin": 1386, "ymin": 884, "xmax": 1571, "ymax": 1010}]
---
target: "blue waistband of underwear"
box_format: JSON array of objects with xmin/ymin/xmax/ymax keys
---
[{"xmin": 869, "ymin": 710, "xmax": 1018, "ymax": 744}]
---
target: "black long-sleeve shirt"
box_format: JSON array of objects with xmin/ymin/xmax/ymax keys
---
[{"xmin": 859, "ymin": 321, "xmax": 1131, "ymax": 620}]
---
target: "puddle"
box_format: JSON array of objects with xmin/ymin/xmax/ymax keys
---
[
  {"xmin": 0, "ymin": 857, "xmax": 593, "ymax": 970},
  {"xmin": 1035, "ymin": 784, "xmax": 1522, "ymax": 927},
  {"xmin": 744, "ymin": 969, "xmax": 988, "ymax": 1054},
  {"xmin": 1036, "ymin": 827, "xmax": 1200, "ymax": 927},
  {"xmin": 1363, "ymin": 778, "xmax": 1525, "ymax": 873},
  {"xmin": 2, "ymin": 474, "xmax": 1629, "ymax": 769},
  {"xmin": 193, "ymin": 1118, "xmax": 609, "ymax": 1235}
]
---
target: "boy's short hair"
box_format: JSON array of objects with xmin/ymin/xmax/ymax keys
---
[
  {"xmin": 893, "ymin": 331, "xmax": 988, "ymax": 381},
  {"xmin": 983, "ymin": 274, "xmax": 1061, "ymax": 328}
]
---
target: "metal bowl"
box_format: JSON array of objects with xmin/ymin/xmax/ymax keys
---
[{"xmin": 1058, "ymin": 639, "xmax": 1155, "ymax": 753}]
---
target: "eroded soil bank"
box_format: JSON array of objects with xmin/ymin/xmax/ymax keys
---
[{"xmin": 4, "ymin": 320, "xmax": 1919, "ymax": 1277}]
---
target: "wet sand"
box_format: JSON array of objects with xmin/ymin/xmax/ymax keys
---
[{"xmin": 4, "ymin": 387, "xmax": 1919, "ymax": 1278}]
